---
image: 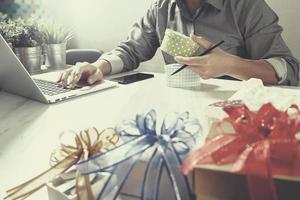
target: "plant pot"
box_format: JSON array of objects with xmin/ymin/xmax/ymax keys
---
[
  {"xmin": 45, "ymin": 43, "xmax": 67, "ymax": 69},
  {"xmin": 14, "ymin": 46, "xmax": 43, "ymax": 74}
]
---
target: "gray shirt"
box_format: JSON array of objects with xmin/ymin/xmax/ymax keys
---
[{"xmin": 100, "ymin": 0, "xmax": 299, "ymax": 86}]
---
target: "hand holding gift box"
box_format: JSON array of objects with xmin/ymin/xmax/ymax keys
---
[
  {"xmin": 182, "ymin": 103, "xmax": 300, "ymax": 200},
  {"xmin": 4, "ymin": 128, "xmax": 119, "ymax": 200}
]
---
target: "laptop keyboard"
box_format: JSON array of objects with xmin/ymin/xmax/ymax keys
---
[{"xmin": 34, "ymin": 79, "xmax": 71, "ymax": 96}]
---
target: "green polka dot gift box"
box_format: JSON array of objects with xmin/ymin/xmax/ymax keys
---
[{"xmin": 160, "ymin": 29, "xmax": 200, "ymax": 57}]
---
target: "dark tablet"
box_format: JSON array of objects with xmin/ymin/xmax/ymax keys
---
[{"xmin": 110, "ymin": 73, "xmax": 154, "ymax": 84}]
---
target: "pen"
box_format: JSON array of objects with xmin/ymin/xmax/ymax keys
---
[{"xmin": 170, "ymin": 40, "xmax": 225, "ymax": 76}]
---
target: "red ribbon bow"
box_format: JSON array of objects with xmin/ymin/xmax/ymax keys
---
[{"xmin": 181, "ymin": 103, "xmax": 300, "ymax": 200}]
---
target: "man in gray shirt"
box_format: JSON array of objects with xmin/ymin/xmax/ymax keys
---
[{"xmin": 58, "ymin": 0, "xmax": 299, "ymax": 86}]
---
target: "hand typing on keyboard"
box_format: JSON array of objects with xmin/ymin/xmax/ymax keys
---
[
  {"xmin": 57, "ymin": 60, "xmax": 111, "ymax": 89},
  {"xmin": 34, "ymin": 79, "xmax": 72, "ymax": 96}
]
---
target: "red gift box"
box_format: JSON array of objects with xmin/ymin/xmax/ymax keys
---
[{"xmin": 183, "ymin": 103, "xmax": 300, "ymax": 200}]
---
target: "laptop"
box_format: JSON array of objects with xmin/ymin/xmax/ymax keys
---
[{"xmin": 0, "ymin": 34, "xmax": 118, "ymax": 104}]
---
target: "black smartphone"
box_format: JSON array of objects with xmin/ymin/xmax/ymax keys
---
[{"xmin": 110, "ymin": 73, "xmax": 154, "ymax": 84}]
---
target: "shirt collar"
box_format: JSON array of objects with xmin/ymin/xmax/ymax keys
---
[
  {"xmin": 205, "ymin": 0, "xmax": 224, "ymax": 10},
  {"xmin": 172, "ymin": 0, "xmax": 224, "ymax": 11}
]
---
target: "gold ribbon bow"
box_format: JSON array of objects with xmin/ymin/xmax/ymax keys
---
[{"xmin": 4, "ymin": 127, "xmax": 119, "ymax": 200}]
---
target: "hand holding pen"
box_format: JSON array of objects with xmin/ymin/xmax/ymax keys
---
[
  {"xmin": 171, "ymin": 39, "xmax": 224, "ymax": 76},
  {"xmin": 174, "ymin": 35, "xmax": 232, "ymax": 79}
]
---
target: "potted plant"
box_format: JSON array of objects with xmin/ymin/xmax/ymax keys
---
[
  {"xmin": 0, "ymin": 16, "xmax": 45, "ymax": 74},
  {"xmin": 0, "ymin": 14, "xmax": 14, "ymax": 48},
  {"xmin": 42, "ymin": 22, "xmax": 73, "ymax": 69}
]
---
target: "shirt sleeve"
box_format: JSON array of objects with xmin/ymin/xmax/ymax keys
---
[
  {"xmin": 264, "ymin": 57, "xmax": 287, "ymax": 84},
  {"xmin": 99, "ymin": 1, "xmax": 160, "ymax": 74},
  {"xmin": 99, "ymin": 54, "xmax": 124, "ymax": 74},
  {"xmin": 239, "ymin": 0, "xmax": 299, "ymax": 86}
]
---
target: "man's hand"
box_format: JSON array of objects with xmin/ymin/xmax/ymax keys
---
[
  {"xmin": 57, "ymin": 60, "xmax": 111, "ymax": 88},
  {"xmin": 174, "ymin": 35, "xmax": 278, "ymax": 85},
  {"xmin": 175, "ymin": 35, "xmax": 236, "ymax": 79}
]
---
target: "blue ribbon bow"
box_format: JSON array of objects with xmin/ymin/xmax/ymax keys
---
[{"xmin": 77, "ymin": 110, "xmax": 202, "ymax": 200}]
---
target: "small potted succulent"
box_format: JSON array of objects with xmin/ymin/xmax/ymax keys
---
[
  {"xmin": 0, "ymin": 16, "xmax": 45, "ymax": 73},
  {"xmin": 42, "ymin": 22, "xmax": 73, "ymax": 69}
]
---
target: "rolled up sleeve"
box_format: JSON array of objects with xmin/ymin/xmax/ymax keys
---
[
  {"xmin": 264, "ymin": 57, "xmax": 287, "ymax": 84},
  {"xmin": 241, "ymin": 0, "xmax": 299, "ymax": 86},
  {"xmin": 99, "ymin": 53, "xmax": 124, "ymax": 74}
]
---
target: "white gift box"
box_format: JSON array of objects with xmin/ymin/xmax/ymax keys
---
[
  {"xmin": 47, "ymin": 171, "xmax": 112, "ymax": 200},
  {"xmin": 120, "ymin": 160, "xmax": 195, "ymax": 200},
  {"xmin": 47, "ymin": 162, "xmax": 173, "ymax": 200},
  {"xmin": 164, "ymin": 64, "xmax": 201, "ymax": 88},
  {"xmin": 120, "ymin": 160, "xmax": 173, "ymax": 199}
]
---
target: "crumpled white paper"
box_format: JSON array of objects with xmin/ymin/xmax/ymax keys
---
[
  {"xmin": 205, "ymin": 78, "xmax": 300, "ymax": 139},
  {"xmin": 230, "ymin": 78, "xmax": 300, "ymax": 111}
]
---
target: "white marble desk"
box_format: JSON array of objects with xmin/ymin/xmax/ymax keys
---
[{"xmin": 0, "ymin": 72, "xmax": 243, "ymax": 199}]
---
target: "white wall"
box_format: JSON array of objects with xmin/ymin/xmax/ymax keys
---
[
  {"xmin": 46, "ymin": 0, "xmax": 148, "ymax": 50},
  {"xmin": 47, "ymin": 0, "xmax": 300, "ymax": 74},
  {"xmin": 265, "ymin": 0, "xmax": 300, "ymax": 60},
  {"xmin": 265, "ymin": 0, "xmax": 300, "ymax": 85},
  {"xmin": 45, "ymin": 0, "xmax": 165, "ymax": 72}
]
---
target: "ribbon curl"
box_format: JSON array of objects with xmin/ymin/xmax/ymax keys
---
[
  {"xmin": 77, "ymin": 110, "xmax": 202, "ymax": 200},
  {"xmin": 4, "ymin": 127, "xmax": 119, "ymax": 200},
  {"xmin": 181, "ymin": 103, "xmax": 300, "ymax": 200}
]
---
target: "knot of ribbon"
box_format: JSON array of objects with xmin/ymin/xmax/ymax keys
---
[
  {"xmin": 181, "ymin": 103, "xmax": 300, "ymax": 200},
  {"xmin": 77, "ymin": 110, "xmax": 202, "ymax": 200},
  {"xmin": 5, "ymin": 128, "xmax": 119, "ymax": 200}
]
